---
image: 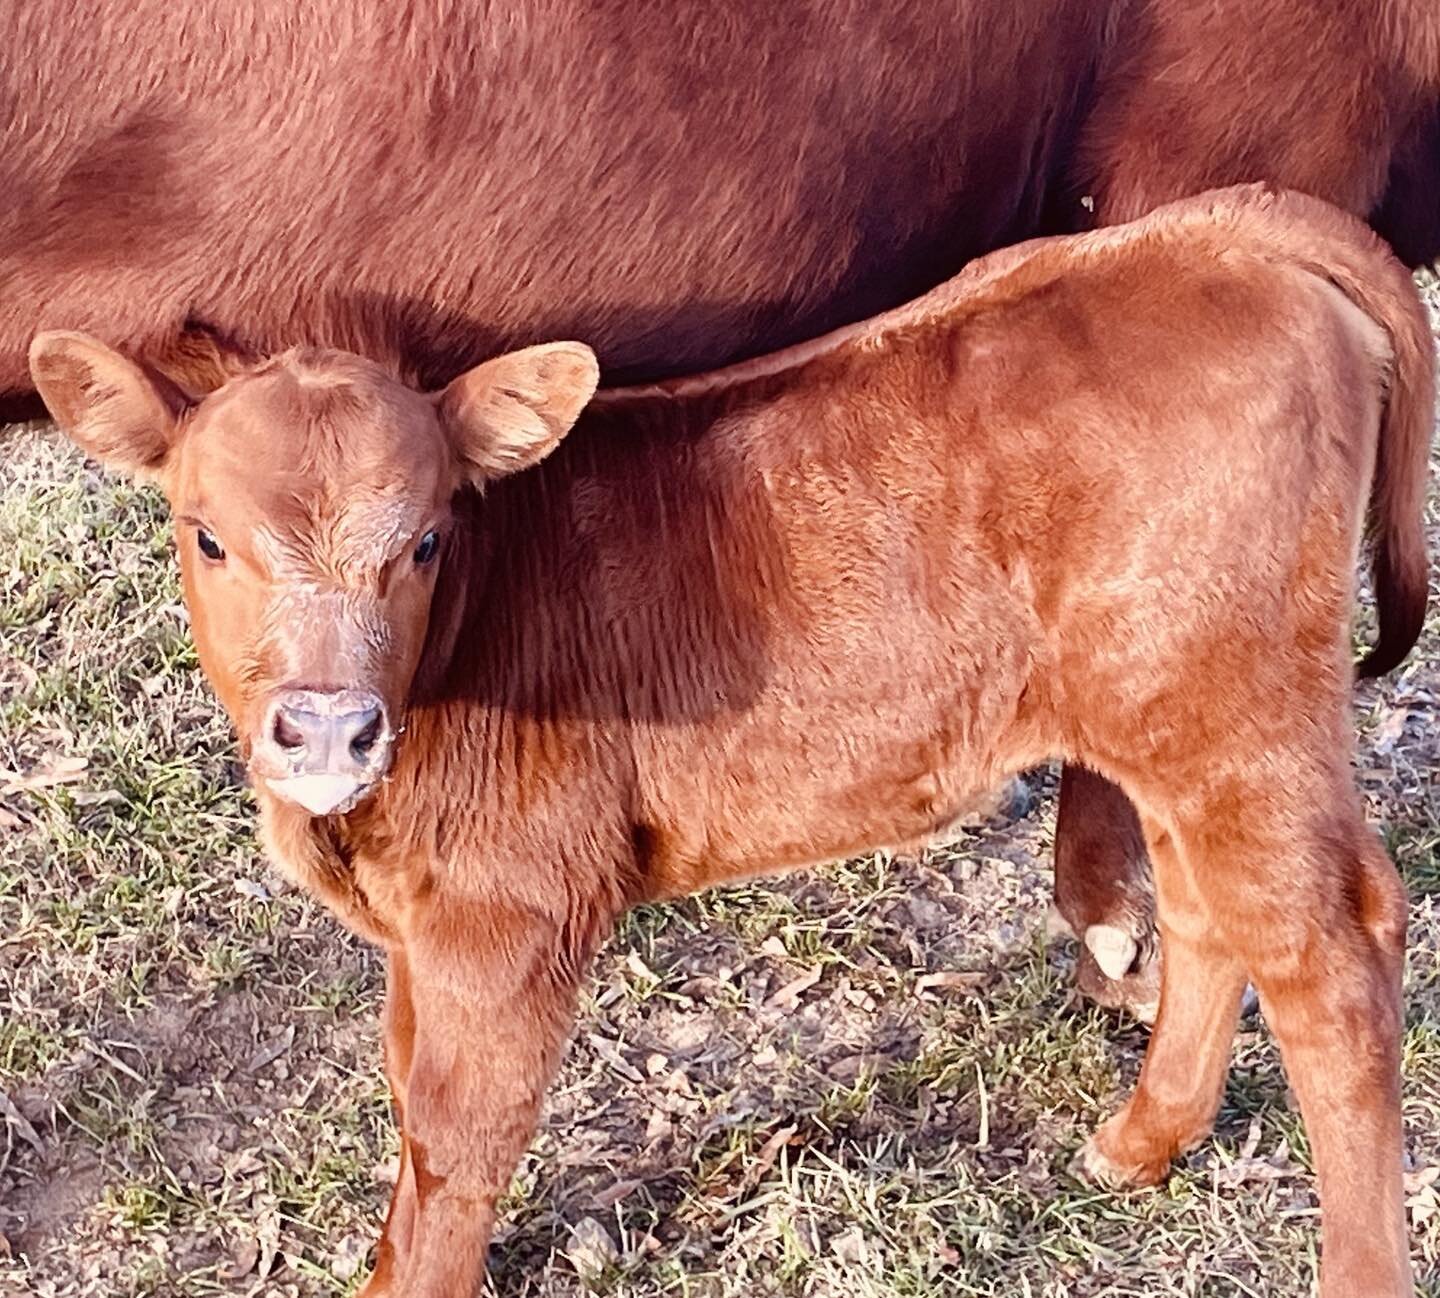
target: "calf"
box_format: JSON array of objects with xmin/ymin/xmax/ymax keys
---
[{"xmin": 31, "ymin": 185, "xmax": 1434, "ymax": 1296}]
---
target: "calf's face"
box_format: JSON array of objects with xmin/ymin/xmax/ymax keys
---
[{"xmin": 30, "ymin": 335, "xmax": 598, "ymax": 815}]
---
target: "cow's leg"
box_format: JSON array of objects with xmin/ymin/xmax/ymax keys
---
[
  {"xmin": 356, "ymin": 903, "xmax": 598, "ymax": 1298},
  {"xmin": 1053, "ymin": 765, "xmax": 1160, "ymax": 1020},
  {"xmin": 1081, "ymin": 774, "xmax": 1411, "ymax": 1298}
]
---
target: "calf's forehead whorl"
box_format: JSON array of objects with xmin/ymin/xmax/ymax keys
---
[
  {"xmin": 185, "ymin": 350, "xmax": 445, "ymax": 476},
  {"xmin": 204, "ymin": 348, "xmax": 437, "ymax": 452}
]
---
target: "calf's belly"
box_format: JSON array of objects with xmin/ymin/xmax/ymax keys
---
[{"xmin": 638, "ymin": 636, "xmax": 1049, "ymax": 893}]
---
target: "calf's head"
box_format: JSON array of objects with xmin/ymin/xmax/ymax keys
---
[{"xmin": 30, "ymin": 334, "xmax": 598, "ymax": 815}]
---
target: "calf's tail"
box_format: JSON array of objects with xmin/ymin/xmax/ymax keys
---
[
  {"xmin": 1195, "ymin": 185, "xmax": 1434, "ymax": 677},
  {"xmin": 1326, "ymin": 241, "xmax": 1436, "ymax": 678},
  {"xmin": 1276, "ymin": 193, "xmax": 1437, "ymax": 678}
]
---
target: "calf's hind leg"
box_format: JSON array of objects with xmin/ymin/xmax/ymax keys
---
[
  {"xmin": 1081, "ymin": 772, "xmax": 1411, "ymax": 1298},
  {"xmin": 1054, "ymin": 765, "xmax": 1160, "ymax": 1021},
  {"xmin": 1078, "ymin": 811, "xmax": 1248, "ymax": 1183}
]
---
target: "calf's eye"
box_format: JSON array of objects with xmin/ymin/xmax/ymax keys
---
[
  {"xmin": 413, "ymin": 530, "xmax": 440, "ymax": 565},
  {"xmin": 196, "ymin": 528, "xmax": 226, "ymax": 562}
]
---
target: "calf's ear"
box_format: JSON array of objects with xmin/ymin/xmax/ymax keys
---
[
  {"xmin": 437, "ymin": 342, "xmax": 599, "ymax": 482},
  {"xmin": 28, "ymin": 331, "xmax": 190, "ymax": 480}
]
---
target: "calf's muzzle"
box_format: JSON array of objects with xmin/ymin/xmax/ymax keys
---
[{"xmin": 256, "ymin": 688, "xmax": 393, "ymax": 815}]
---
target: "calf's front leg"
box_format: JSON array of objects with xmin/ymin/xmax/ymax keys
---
[
  {"xmin": 361, "ymin": 949, "xmax": 419, "ymax": 1293},
  {"xmin": 358, "ymin": 904, "xmax": 597, "ymax": 1298}
]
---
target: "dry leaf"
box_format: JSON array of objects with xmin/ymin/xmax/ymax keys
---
[
  {"xmin": 624, "ymin": 951, "xmax": 658, "ymax": 982},
  {"xmin": 245, "ymin": 1025, "xmax": 295, "ymax": 1073},
  {"xmin": 1, "ymin": 753, "xmax": 88, "ymax": 793},
  {"xmin": 0, "ymin": 1089, "xmax": 44, "ymax": 1155},
  {"xmin": 915, "ymin": 970, "xmax": 985, "ymax": 995},
  {"xmin": 220, "ymin": 1237, "xmax": 259, "ymax": 1281},
  {"xmin": 764, "ymin": 965, "xmax": 821, "ymax": 1011},
  {"xmin": 1403, "ymin": 1165, "xmax": 1440, "ymax": 1194},
  {"xmin": 564, "ymin": 1216, "xmax": 617, "ymax": 1284},
  {"xmin": 592, "ymin": 1178, "xmax": 643, "ymax": 1210},
  {"xmin": 1373, "ymin": 706, "xmax": 1411, "ymax": 754},
  {"xmin": 1406, "ymin": 1164, "xmax": 1440, "ymax": 1224},
  {"xmin": 739, "ymin": 1124, "xmax": 797, "ymax": 1192},
  {"xmin": 234, "ymin": 878, "xmax": 272, "ymax": 903},
  {"xmin": 70, "ymin": 788, "xmax": 121, "ymax": 808},
  {"xmin": 1045, "ymin": 904, "xmax": 1076, "ymax": 940},
  {"xmin": 329, "ymin": 1234, "xmax": 369, "ymax": 1281},
  {"xmin": 586, "ymin": 1033, "xmax": 643, "ymax": 1082},
  {"xmin": 255, "ymin": 1210, "xmax": 281, "ymax": 1280},
  {"xmin": 1213, "ymin": 1132, "xmax": 1303, "ymax": 1188},
  {"xmin": 224, "ymin": 1150, "xmax": 264, "ymax": 1178},
  {"xmin": 373, "ymin": 1155, "xmax": 400, "ymax": 1185}
]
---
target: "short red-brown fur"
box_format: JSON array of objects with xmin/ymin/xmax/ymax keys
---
[
  {"xmin": 8, "ymin": 0, "xmax": 1440, "ymax": 1012},
  {"xmin": 8, "ymin": 0, "xmax": 1440, "ymax": 1010},
  {"xmin": 3, "ymin": 0, "xmax": 1437, "ymax": 411},
  {"xmin": 33, "ymin": 185, "xmax": 1436, "ymax": 1296}
]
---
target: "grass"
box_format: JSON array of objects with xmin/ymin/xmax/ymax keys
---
[{"xmin": 1, "ymin": 280, "xmax": 1439, "ymax": 1296}]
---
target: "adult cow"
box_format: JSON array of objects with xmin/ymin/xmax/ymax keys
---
[{"xmin": 3, "ymin": 0, "xmax": 1438, "ymax": 1008}]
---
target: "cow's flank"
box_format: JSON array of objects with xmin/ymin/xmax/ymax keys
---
[{"xmin": 2, "ymin": 0, "xmax": 1438, "ymax": 408}]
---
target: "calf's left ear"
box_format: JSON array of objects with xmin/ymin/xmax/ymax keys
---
[
  {"xmin": 29, "ymin": 331, "xmax": 191, "ymax": 481},
  {"xmin": 437, "ymin": 342, "xmax": 600, "ymax": 482}
]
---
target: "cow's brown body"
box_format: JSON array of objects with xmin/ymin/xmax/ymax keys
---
[
  {"xmin": 3, "ymin": 0, "xmax": 1438, "ymax": 401},
  {"xmin": 33, "ymin": 186, "xmax": 1436, "ymax": 1295},
  {"xmin": 6, "ymin": 0, "xmax": 1440, "ymax": 1006}
]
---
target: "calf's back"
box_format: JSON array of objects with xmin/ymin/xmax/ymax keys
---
[{"xmin": 366, "ymin": 189, "xmax": 1425, "ymax": 906}]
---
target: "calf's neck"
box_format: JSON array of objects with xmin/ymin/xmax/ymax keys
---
[{"xmin": 31, "ymin": 184, "xmax": 1434, "ymax": 1296}]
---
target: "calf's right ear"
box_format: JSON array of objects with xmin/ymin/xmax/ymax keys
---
[
  {"xmin": 438, "ymin": 341, "xmax": 600, "ymax": 483},
  {"xmin": 29, "ymin": 332, "xmax": 190, "ymax": 480}
]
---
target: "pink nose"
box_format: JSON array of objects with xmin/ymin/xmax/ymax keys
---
[{"xmin": 260, "ymin": 689, "xmax": 390, "ymax": 777}]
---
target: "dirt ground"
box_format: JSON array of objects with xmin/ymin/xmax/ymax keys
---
[{"xmin": 1, "ymin": 279, "xmax": 1438, "ymax": 1297}]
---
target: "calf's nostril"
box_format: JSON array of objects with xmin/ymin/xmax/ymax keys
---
[
  {"xmin": 349, "ymin": 710, "xmax": 384, "ymax": 760},
  {"xmin": 272, "ymin": 711, "xmax": 307, "ymax": 752}
]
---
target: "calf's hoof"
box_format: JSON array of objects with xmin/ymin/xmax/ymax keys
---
[
  {"xmin": 1074, "ymin": 1113, "xmax": 1176, "ymax": 1191},
  {"xmin": 1073, "ymin": 925, "xmax": 1161, "ymax": 1024}
]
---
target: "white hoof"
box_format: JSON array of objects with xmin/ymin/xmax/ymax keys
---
[{"xmin": 1084, "ymin": 923, "xmax": 1139, "ymax": 981}]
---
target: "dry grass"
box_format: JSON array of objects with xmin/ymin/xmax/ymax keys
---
[{"xmin": 1, "ymin": 281, "xmax": 1439, "ymax": 1296}]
